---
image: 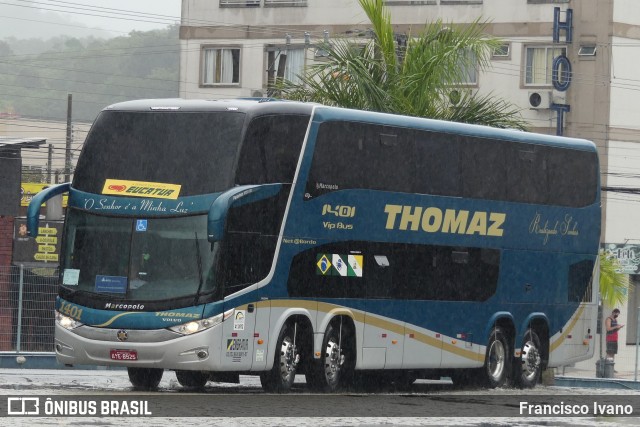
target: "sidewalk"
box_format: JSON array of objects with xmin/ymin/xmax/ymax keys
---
[
  {"xmin": 557, "ymin": 364, "xmax": 638, "ymax": 381},
  {"xmin": 553, "ymin": 363, "xmax": 640, "ymax": 390}
]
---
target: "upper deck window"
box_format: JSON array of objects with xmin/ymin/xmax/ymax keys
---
[
  {"xmin": 305, "ymin": 120, "xmax": 598, "ymax": 207},
  {"xmin": 235, "ymin": 114, "xmax": 309, "ymax": 185},
  {"xmin": 73, "ymin": 111, "xmax": 245, "ymax": 196}
]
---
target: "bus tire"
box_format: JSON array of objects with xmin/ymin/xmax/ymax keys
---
[
  {"xmin": 513, "ymin": 330, "xmax": 542, "ymax": 388},
  {"xmin": 319, "ymin": 321, "xmax": 355, "ymax": 392},
  {"xmin": 175, "ymin": 370, "xmax": 209, "ymax": 389},
  {"xmin": 260, "ymin": 322, "xmax": 299, "ymax": 392},
  {"xmin": 127, "ymin": 367, "xmax": 163, "ymax": 390},
  {"xmin": 482, "ymin": 327, "xmax": 510, "ymax": 388}
]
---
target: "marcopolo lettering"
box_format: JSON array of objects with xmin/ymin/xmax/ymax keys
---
[{"xmin": 384, "ymin": 204, "xmax": 506, "ymax": 237}]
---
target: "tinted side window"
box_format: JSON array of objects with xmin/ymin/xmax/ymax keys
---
[
  {"xmin": 505, "ymin": 144, "xmax": 549, "ymax": 204},
  {"xmin": 568, "ymin": 259, "xmax": 594, "ymax": 302},
  {"xmin": 287, "ymin": 243, "xmax": 367, "ymax": 299},
  {"xmin": 461, "ymin": 138, "xmax": 507, "ymax": 200},
  {"xmin": 414, "ymin": 131, "xmax": 461, "ymax": 196},
  {"xmin": 305, "ymin": 120, "xmax": 597, "ymax": 207},
  {"xmin": 287, "ymin": 241, "xmax": 500, "ymax": 302},
  {"xmin": 547, "ymin": 149, "xmax": 598, "ymax": 207},
  {"xmin": 306, "ymin": 122, "xmax": 415, "ymax": 198},
  {"xmin": 219, "ymin": 188, "xmax": 290, "ymax": 297},
  {"xmin": 235, "ymin": 114, "xmax": 309, "ymax": 185},
  {"xmin": 372, "ymin": 244, "xmax": 499, "ymax": 302}
]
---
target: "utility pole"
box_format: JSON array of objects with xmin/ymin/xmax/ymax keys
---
[
  {"xmin": 64, "ymin": 94, "xmax": 72, "ymax": 183},
  {"xmin": 47, "ymin": 144, "xmax": 52, "ymax": 184}
]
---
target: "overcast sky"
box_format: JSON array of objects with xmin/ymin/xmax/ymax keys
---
[{"xmin": 0, "ymin": 0, "xmax": 182, "ymax": 39}]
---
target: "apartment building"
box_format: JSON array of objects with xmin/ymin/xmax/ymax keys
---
[{"xmin": 179, "ymin": 0, "xmax": 640, "ymax": 354}]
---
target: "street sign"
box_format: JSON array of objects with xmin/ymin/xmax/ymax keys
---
[{"xmin": 13, "ymin": 218, "xmax": 64, "ymax": 265}]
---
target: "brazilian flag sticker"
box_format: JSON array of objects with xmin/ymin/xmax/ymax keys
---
[{"xmin": 316, "ymin": 254, "xmax": 332, "ymax": 275}]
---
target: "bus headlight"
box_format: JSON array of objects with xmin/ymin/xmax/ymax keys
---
[
  {"xmin": 56, "ymin": 311, "xmax": 84, "ymax": 330},
  {"xmin": 168, "ymin": 309, "xmax": 233, "ymax": 336}
]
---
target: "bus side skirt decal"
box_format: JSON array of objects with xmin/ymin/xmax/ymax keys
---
[{"xmin": 266, "ymin": 299, "xmax": 484, "ymax": 363}]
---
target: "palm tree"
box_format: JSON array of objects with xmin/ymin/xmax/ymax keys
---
[
  {"xmin": 280, "ymin": 0, "xmax": 527, "ymax": 130},
  {"xmin": 599, "ymin": 251, "xmax": 628, "ymax": 309}
]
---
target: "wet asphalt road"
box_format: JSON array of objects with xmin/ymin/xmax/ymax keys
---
[{"xmin": 1, "ymin": 369, "xmax": 639, "ymax": 425}]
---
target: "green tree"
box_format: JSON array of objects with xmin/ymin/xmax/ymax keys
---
[
  {"xmin": 599, "ymin": 251, "xmax": 628, "ymax": 309},
  {"xmin": 280, "ymin": 0, "xmax": 526, "ymax": 129}
]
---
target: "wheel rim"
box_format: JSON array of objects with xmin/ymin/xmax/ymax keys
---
[
  {"xmin": 278, "ymin": 335, "xmax": 297, "ymax": 384},
  {"xmin": 488, "ymin": 339, "xmax": 506, "ymax": 382},
  {"xmin": 324, "ymin": 335, "xmax": 343, "ymax": 386},
  {"xmin": 521, "ymin": 340, "xmax": 541, "ymax": 382}
]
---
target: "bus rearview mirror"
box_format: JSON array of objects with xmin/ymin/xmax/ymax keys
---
[
  {"xmin": 27, "ymin": 183, "xmax": 71, "ymax": 237},
  {"xmin": 207, "ymin": 183, "xmax": 282, "ymax": 243}
]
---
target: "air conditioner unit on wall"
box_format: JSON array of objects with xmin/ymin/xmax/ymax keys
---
[{"xmin": 528, "ymin": 91, "xmax": 552, "ymax": 110}]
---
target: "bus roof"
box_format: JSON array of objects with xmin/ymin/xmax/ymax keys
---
[
  {"xmin": 103, "ymin": 99, "xmax": 596, "ymax": 152},
  {"xmin": 102, "ymin": 98, "xmax": 314, "ymax": 115},
  {"xmin": 313, "ymin": 106, "xmax": 597, "ymax": 152}
]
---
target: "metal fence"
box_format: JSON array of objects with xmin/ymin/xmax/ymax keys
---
[{"xmin": 0, "ymin": 265, "xmax": 57, "ymax": 353}]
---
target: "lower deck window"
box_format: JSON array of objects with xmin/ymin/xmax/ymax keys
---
[{"xmin": 288, "ymin": 241, "xmax": 500, "ymax": 301}]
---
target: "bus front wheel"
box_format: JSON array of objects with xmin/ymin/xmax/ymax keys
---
[
  {"xmin": 513, "ymin": 330, "xmax": 542, "ymax": 388},
  {"xmin": 175, "ymin": 370, "xmax": 209, "ymax": 389},
  {"xmin": 483, "ymin": 327, "xmax": 510, "ymax": 388},
  {"xmin": 260, "ymin": 322, "xmax": 299, "ymax": 392},
  {"xmin": 127, "ymin": 367, "xmax": 163, "ymax": 390}
]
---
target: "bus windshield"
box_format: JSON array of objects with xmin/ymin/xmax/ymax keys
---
[
  {"xmin": 73, "ymin": 110, "xmax": 245, "ymax": 196},
  {"xmin": 61, "ymin": 209, "xmax": 217, "ymax": 301}
]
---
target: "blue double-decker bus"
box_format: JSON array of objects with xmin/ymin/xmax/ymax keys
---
[{"xmin": 29, "ymin": 98, "xmax": 600, "ymax": 391}]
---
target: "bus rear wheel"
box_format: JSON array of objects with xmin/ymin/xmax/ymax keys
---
[
  {"xmin": 260, "ymin": 323, "xmax": 299, "ymax": 392},
  {"xmin": 482, "ymin": 327, "xmax": 510, "ymax": 388},
  {"xmin": 319, "ymin": 321, "xmax": 354, "ymax": 392},
  {"xmin": 127, "ymin": 367, "xmax": 163, "ymax": 390},
  {"xmin": 175, "ymin": 370, "xmax": 209, "ymax": 389},
  {"xmin": 513, "ymin": 330, "xmax": 542, "ymax": 388}
]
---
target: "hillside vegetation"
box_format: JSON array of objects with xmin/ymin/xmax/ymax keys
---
[{"xmin": 0, "ymin": 25, "xmax": 179, "ymax": 122}]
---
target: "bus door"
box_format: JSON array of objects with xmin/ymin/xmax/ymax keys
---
[
  {"xmin": 216, "ymin": 230, "xmax": 271, "ymax": 371},
  {"xmin": 219, "ymin": 299, "xmax": 258, "ymax": 371}
]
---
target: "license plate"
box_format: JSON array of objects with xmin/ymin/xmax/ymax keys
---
[{"xmin": 110, "ymin": 349, "xmax": 138, "ymax": 361}]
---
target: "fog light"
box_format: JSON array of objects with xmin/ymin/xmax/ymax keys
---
[
  {"xmin": 55, "ymin": 344, "xmax": 62, "ymax": 352},
  {"xmin": 197, "ymin": 350, "xmax": 208, "ymax": 359}
]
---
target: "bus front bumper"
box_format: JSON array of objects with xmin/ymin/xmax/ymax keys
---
[{"xmin": 54, "ymin": 322, "xmax": 223, "ymax": 370}]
